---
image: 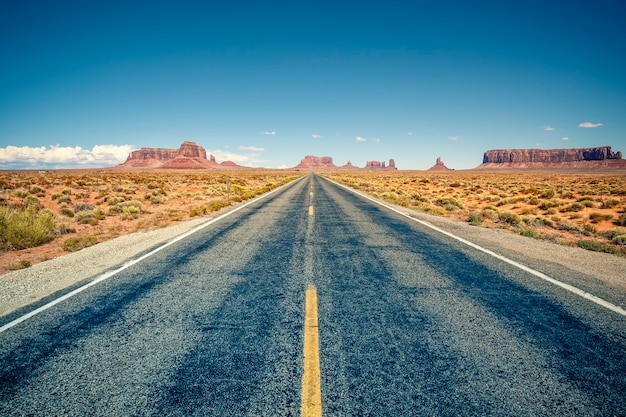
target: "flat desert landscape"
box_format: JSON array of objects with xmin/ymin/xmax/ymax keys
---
[
  {"xmin": 1, "ymin": 169, "xmax": 625, "ymax": 274},
  {"xmin": 0, "ymin": 170, "xmax": 303, "ymax": 273}
]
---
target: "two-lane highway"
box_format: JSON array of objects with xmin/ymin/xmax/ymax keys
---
[{"xmin": 1, "ymin": 173, "xmax": 625, "ymax": 415}]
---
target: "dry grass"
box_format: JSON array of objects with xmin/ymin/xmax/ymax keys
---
[
  {"xmin": 323, "ymin": 171, "xmax": 626, "ymax": 256},
  {"xmin": 3, "ymin": 169, "xmax": 625, "ymax": 273},
  {"xmin": 0, "ymin": 170, "xmax": 304, "ymax": 273}
]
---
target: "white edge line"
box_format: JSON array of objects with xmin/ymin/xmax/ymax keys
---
[
  {"xmin": 0, "ymin": 176, "xmax": 305, "ymax": 334},
  {"xmin": 326, "ymin": 177, "xmax": 626, "ymax": 317}
]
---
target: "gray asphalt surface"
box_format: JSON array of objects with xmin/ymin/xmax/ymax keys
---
[{"xmin": 1, "ymin": 173, "xmax": 625, "ymax": 416}]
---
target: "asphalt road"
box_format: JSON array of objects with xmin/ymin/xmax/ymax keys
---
[{"xmin": 1, "ymin": 173, "xmax": 625, "ymax": 416}]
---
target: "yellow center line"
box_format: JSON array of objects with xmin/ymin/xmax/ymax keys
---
[
  {"xmin": 302, "ymin": 287, "xmax": 322, "ymax": 417},
  {"xmin": 309, "ymin": 205, "xmax": 314, "ymax": 216}
]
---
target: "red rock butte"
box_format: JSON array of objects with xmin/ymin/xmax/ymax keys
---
[
  {"xmin": 477, "ymin": 146, "xmax": 626, "ymax": 170},
  {"xmin": 427, "ymin": 157, "xmax": 452, "ymax": 171},
  {"xmin": 115, "ymin": 141, "xmax": 245, "ymax": 170},
  {"xmin": 293, "ymin": 155, "xmax": 397, "ymax": 170}
]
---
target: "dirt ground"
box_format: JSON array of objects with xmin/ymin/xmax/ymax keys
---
[
  {"xmin": 0, "ymin": 170, "xmax": 302, "ymax": 273},
  {"xmin": 1, "ymin": 169, "xmax": 625, "ymax": 274},
  {"xmin": 323, "ymin": 170, "xmax": 626, "ymax": 252}
]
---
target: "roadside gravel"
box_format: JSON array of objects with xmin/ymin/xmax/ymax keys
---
[
  {"xmin": 1, "ymin": 196, "xmax": 625, "ymax": 318},
  {"xmin": 0, "ymin": 215, "xmax": 212, "ymax": 317}
]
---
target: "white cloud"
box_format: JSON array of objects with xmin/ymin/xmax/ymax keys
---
[
  {"xmin": 372, "ymin": 137, "xmax": 381, "ymax": 143},
  {"xmin": 311, "ymin": 134, "xmax": 322, "ymax": 139},
  {"xmin": 561, "ymin": 136, "xmax": 570, "ymax": 141},
  {"xmin": 579, "ymin": 122, "xmax": 603, "ymax": 128},
  {"xmin": 238, "ymin": 146, "xmax": 265, "ymax": 152},
  {"xmin": 543, "ymin": 125, "xmax": 555, "ymax": 131},
  {"xmin": 408, "ymin": 132, "xmax": 413, "ymax": 136},
  {"xmin": 355, "ymin": 136, "xmax": 367, "ymax": 142},
  {"xmin": 0, "ymin": 144, "xmax": 134, "ymax": 169},
  {"xmin": 262, "ymin": 131, "xmax": 276, "ymax": 135},
  {"xmin": 448, "ymin": 136, "xmax": 458, "ymax": 141}
]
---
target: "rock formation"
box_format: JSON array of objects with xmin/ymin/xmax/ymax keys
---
[
  {"xmin": 293, "ymin": 155, "xmax": 338, "ymax": 169},
  {"xmin": 364, "ymin": 159, "xmax": 397, "ymax": 170},
  {"xmin": 293, "ymin": 156, "xmax": 397, "ymax": 170},
  {"xmin": 115, "ymin": 141, "xmax": 244, "ymax": 170},
  {"xmin": 427, "ymin": 157, "xmax": 452, "ymax": 171},
  {"xmin": 478, "ymin": 146, "xmax": 626, "ymax": 170}
]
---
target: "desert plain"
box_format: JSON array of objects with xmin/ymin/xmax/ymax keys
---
[{"xmin": 1, "ymin": 169, "xmax": 625, "ymax": 274}]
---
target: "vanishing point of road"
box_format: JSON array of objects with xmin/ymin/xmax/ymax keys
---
[{"xmin": 1, "ymin": 174, "xmax": 625, "ymax": 415}]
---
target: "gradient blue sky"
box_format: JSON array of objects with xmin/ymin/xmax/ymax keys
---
[{"xmin": 1, "ymin": 0, "xmax": 625, "ymax": 170}]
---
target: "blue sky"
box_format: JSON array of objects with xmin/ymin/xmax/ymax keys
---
[{"xmin": 1, "ymin": 0, "xmax": 625, "ymax": 170}]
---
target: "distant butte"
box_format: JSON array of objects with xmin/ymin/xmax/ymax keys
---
[
  {"xmin": 427, "ymin": 157, "xmax": 452, "ymax": 171},
  {"xmin": 293, "ymin": 155, "xmax": 397, "ymax": 170},
  {"xmin": 114, "ymin": 141, "xmax": 246, "ymax": 170},
  {"xmin": 477, "ymin": 146, "xmax": 626, "ymax": 170}
]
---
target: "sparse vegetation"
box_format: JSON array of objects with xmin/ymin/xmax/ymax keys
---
[
  {"xmin": 62, "ymin": 236, "xmax": 99, "ymax": 252},
  {"xmin": 0, "ymin": 206, "xmax": 58, "ymax": 251},
  {"xmin": 0, "ymin": 170, "xmax": 303, "ymax": 272},
  {"xmin": 324, "ymin": 171, "xmax": 626, "ymax": 257}
]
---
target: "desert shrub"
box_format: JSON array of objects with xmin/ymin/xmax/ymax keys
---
[
  {"xmin": 540, "ymin": 189, "xmax": 555, "ymax": 199},
  {"xmin": 560, "ymin": 203, "xmax": 584, "ymax": 213},
  {"xmin": 520, "ymin": 229, "xmax": 539, "ymax": 239},
  {"xmin": 0, "ymin": 206, "xmax": 57, "ymax": 251},
  {"xmin": 484, "ymin": 195, "xmax": 501, "ymax": 203},
  {"xmin": 107, "ymin": 205, "xmax": 122, "ymax": 215},
  {"xmin": 108, "ymin": 200, "xmax": 142, "ymax": 217},
  {"xmin": 60, "ymin": 206, "xmax": 75, "ymax": 217},
  {"xmin": 435, "ymin": 197, "xmax": 463, "ymax": 211},
  {"xmin": 381, "ymin": 192, "xmax": 400, "ymax": 204},
  {"xmin": 57, "ymin": 195, "xmax": 72, "ymax": 204},
  {"xmin": 496, "ymin": 198, "xmax": 511, "ymax": 207},
  {"xmin": 106, "ymin": 195, "xmax": 128, "ymax": 205},
  {"xmin": 242, "ymin": 191, "xmax": 257, "ymax": 200},
  {"xmin": 539, "ymin": 200, "xmax": 561, "ymax": 210},
  {"xmin": 207, "ymin": 199, "xmax": 230, "ymax": 212},
  {"xmin": 577, "ymin": 240, "xmax": 618, "ymax": 254},
  {"xmin": 23, "ymin": 195, "xmax": 41, "ymax": 208},
  {"xmin": 612, "ymin": 235, "xmax": 626, "ymax": 246},
  {"xmin": 611, "ymin": 233, "xmax": 626, "ymax": 246},
  {"xmin": 29, "ymin": 186, "xmax": 45, "ymax": 196},
  {"xmin": 589, "ymin": 212, "xmax": 613, "ymax": 223},
  {"xmin": 498, "ymin": 211, "xmax": 521, "ymax": 225},
  {"xmin": 467, "ymin": 211, "xmax": 484, "ymax": 225},
  {"xmin": 528, "ymin": 197, "xmax": 540, "ymax": 205},
  {"xmin": 189, "ymin": 206, "xmax": 206, "ymax": 217},
  {"xmin": 615, "ymin": 214, "xmax": 626, "ymax": 227},
  {"xmin": 148, "ymin": 194, "xmax": 167, "ymax": 204},
  {"xmin": 536, "ymin": 217, "xmax": 554, "ymax": 228},
  {"xmin": 582, "ymin": 224, "xmax": 598, "ymax": 235},
  {"xmin": 522, "ymin": 216, "xmax": 553, "ymax": 227},
  {"xmin": 74, "ymin": 203, "xmax": 95, "ymax": 212},
  {"xmin": 601, "ymin": 198, "xmax": 620, "ymax": 209},
  {"xmin": 557, "ymin": 221, "xmax": 582, "ymax": 233},
  {"xmin": 8, "ymin": 259, "xmax": 32, "ymax": 270},
  {"xmin": 520, "ymin": 207, "xmax": 538, "ymax": 215},
  {"xmin": 481, "ymin": 207, "xmax": 499, "ymax": 221},
  {"xmin": 120, "ymin": 206, "xmax": 141, "ymax": 220},
  {"xmin": 62, "ymin": 235, "xmax": 98, "ymax": 252},
  {"xmin": 604, "ymin": 228, "xmax": 626, "ymax": 240},
  {"xmin": 75, "ymin": 209, "xmax": 104, "ymax": 225}
]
